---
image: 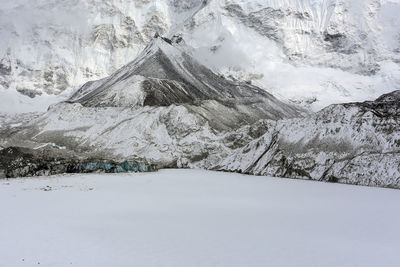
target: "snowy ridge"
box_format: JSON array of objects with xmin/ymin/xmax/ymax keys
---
[{"xmin": 216, "ymin": 90, "xmax": 400, "ymax": 188}]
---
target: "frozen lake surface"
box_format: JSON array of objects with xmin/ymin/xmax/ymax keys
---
[{"xmin": 1, "ymin": 169, "xmax": 399, "ymax": 267}]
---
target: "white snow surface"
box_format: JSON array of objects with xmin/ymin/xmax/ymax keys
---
[{"xmin": 1, "ymin": 169, "xmax": 400, "ymax": 267}]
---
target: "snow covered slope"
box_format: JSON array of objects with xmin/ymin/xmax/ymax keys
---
[
  {"xmin": 217, "ymin": 90, "xmax": 400, "ymax": 188},
  {"xmin": 1, "ymin": 0, "xmax": 400, "ymax": 112}
]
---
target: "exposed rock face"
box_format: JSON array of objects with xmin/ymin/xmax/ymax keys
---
[
  {"xmin": 216, "ymin": 90, "xmax": 400, "ymax": 188},
  {"xmin": 0, "ymin": 56, "xmax": 11, "ymax": 76}
]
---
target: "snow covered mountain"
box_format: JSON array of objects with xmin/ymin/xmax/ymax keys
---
[
  {"xmin": 0, "ymin": 36, "xmax": 399, "ymax": 188},
  {"xmin": 1, "ymin": 0, "xmax": 400, "ymax": 112},
  {"xmin": 0, "ymin": 37, "xmax": 304, "ymax": 172},
  {"xmin": 0, "ymin": 0, "xmax": 399, "ymax": 189},
  {"xmin": 67, "ymin": 36, "xmax": 304, "ymax": 126}
]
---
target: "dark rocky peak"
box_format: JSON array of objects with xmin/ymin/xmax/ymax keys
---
[
  {"xmin": 317, "ymin": 90, "xmax": 400, "ymax": 122},
  {"xmin": 375, "ymin": 90, "xmax": 400, "ymax": 102},
  {"xmin": 153, "ymin": 32, "xmax": 183, "ymax": 45},
  {"xmin": 350, "ymin": 90, "xmax": 400, "ymax": 117}
]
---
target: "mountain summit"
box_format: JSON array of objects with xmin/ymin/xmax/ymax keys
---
[{"xmin": 67, "ymin": 35, "xmax": 305, "ymax": 130}]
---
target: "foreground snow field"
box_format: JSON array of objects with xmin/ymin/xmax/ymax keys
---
[{"xmin": 1, "ymin": 170, "xmax": 400, "ymax": 267}]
